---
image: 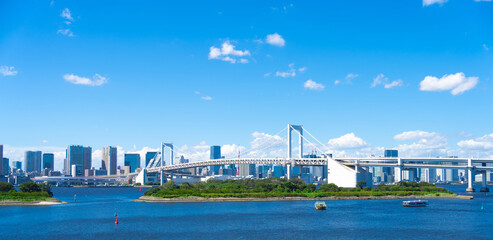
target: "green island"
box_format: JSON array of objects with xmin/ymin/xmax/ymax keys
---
[
  {"xmin": 137, "ymin": 178, "xmax": 466, "ymax": 203},
  {"xmin": 0, "ymin": 182, "xmax": 66, "ymax": 205}
]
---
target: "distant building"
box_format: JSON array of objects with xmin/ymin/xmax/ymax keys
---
[
  {"xmin": 12, "ymin": 161, "xmax": 22, "ymax": 172},
  {"xmin": 145, "ymin": 152, "xmax": 157, "ymax": 168},
  {"xmin": 102, "ymin": 146, "xmax": 117, "ymax": 175},
  {"xmin": 42, "ymin": 153, "xmax": 55, "ymax": 171},
  {"xmin": 249, "ymin": 164, "xmax": 256, "ymax": 177},
  {"xmin": 273, "ymin": 166, "xmax": 284, "ymax": 178},
  {"xmin": 25, "ymin": 151, "xmax": 42, "ymax": 173},
  {"xmin": 2, "ymin": 158, "xmax": 9, "ymax": 175},
  {"xmin": 124, "ymin": 153, "xmax": 140, "ymax": 173},
  {"xmin": 210, "ymin": 146, "xmax": 221, "ymax": 175},
  {"xmin": 83, "ymin": 147, "xmax": 92, "ymax": 172},
  {"xmin": 71, "ymin": 164, "xmax": 83, "ymax": 177},
  {"xmin": 238, "ymin": 164, "xmax": 249, "ymax": 176},
  {"xmin": 65, "ymin": 145, "xmax": 83, "ymax": 175},
  {"xmin": 384, "ymin": 150, "xmax": 398, "ymax": 158}
]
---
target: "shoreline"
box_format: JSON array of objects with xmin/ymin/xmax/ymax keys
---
[
  {"xmin": 136, "ymin": 194, "xmax": 473, "ymax": 203},
  {"xmin": 0, "ymin": 198, "xmax": 67, "ymax": 206}
]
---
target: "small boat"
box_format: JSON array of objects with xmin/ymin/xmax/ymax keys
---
[
  {"xmin": 315, "ymin": 201, "xmax": 327, "ymax": 210},
  {"xmin": 403, "ymin": 200, "xmax": 428, "ymax": 207}
]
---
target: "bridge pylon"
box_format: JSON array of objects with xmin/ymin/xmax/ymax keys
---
[{"xmin": 287, "ymin": 124, "xmax": 303, "ymax": 179}]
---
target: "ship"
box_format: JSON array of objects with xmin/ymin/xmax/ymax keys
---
[
  {"xmin": 315, "ymin": 201, "xmax": 327, "ymax": 210},
  {"xmin": 402, "ymin": 200, "xmax": 428, "ymax": 207}
]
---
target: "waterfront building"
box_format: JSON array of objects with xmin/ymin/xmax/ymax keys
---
[
  {"xmin": 102, "ymin": 146, "xmax": 117, "ymax": 175},
  {"xmin": 145, "ymin": 152, "xmax": 157, "ymax": 168},
  {"xmin": 421, "ymin": 168, "xmax": 437, "ymax": 183},
  {"xmin": 24, "ymin": 151, "xmax": 42, "ymax": 173},
  {"xmin": 42, "ymin": 153, "xmax": 54, "ymax": 171},
  {"xmin": 124, "ymin": 153, "xmax": 141, "ymax": 173},
  {"xmin": 65, "ymin": 145, "xmax": 83, "ymax": 175},
  {"xmin": 83, "ymin": 147, "xmax": 92, "ymax": 172},
  {"xmin": 210, "ymin": 145, "xmax": 221, "ymax": 175},
  {"xmin": 249, "ymin": 164, "xmax": 256, "ymax": 177},
  {"xmin": 2, "ymin": 158, "xmax": 9, "ymax": 175}
]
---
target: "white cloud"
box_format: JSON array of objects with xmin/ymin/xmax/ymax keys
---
[
  {"xmin": 0, "ymin": 66, "xmax": 18, "ymax": 76},
  {"xmin": 42, "ymin": 140, "xmax": 48, "ymax": 143},
  {"xmin": 483, "ymin": 44, "xmax": 489, "ymax": 51},
  {"xmin": 394, "ymin": 130, "xmax": 448, "ymax": 157},
  {"xmin": 194, "ymin": 91, "xmax": 200, "ymax": 95},
  {"xmin": 419, "ymin": 72, "xmax": 478, "ymax": 95},
  {"xmin": 263, "ymin": 72, "xmax": 272, "ymax": 77},
  {"xmin": 372, "ymin": 73, "xmax": 403, "ymax": 89},
  {"xmin": 266, "ymin": 33, "xmax": 285, "ymax": 47},
  {"xmin": 345, "ymin": 73, "xmax": 358, "ymax": 83},
  {"xmin": 208, "ymin": 41, "xmax": 250, "ymax": 64},
  {"xmin": 384, "ymin": 80, "xmax": 403, "ymax": 89},
  {"xmin": 57, "ymin": 29, "xmax": 74, "ymax": 37},
  {"xmin": 61, "ymin": 8, "xmax": 73, "ymax": 21},
  {"xmin": 304, "ymin": 80, "xmax": 325, "ymax": 90},
  {"xmin": 201, "ymin": 96, "xmax": 213, "ymax": 100},
  {"xmin": 458, "ymin": 134, "xmax": 493, "ymax": 150},
  {"xmin": 334, "ymin": 80, "xmax": 341, "ymax": 85},
  {"xmin": 423, "ymin": 0, "xmax": 448, "ymax": 6},
  {"xmin": 371, "ymin": 73, "xmax": 388, "ymax": 88},
  {"xmin": 474, "ymin": 0, "xmax": 492, "ymax": 2},
  {"xmin": 63, "ymin": 73, "xmax": 108, "ymax": 86},
  {"xmin": 275, "ymin": 63, "xmax": 303, "ymax": 78},
  {"xmin": 327, "ymin": 133, "xmax": 369, "ymax": 150}
]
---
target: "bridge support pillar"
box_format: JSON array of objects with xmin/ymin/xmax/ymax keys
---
[
  {"xmin": 480, "ymin": 171, "xmax": 489, "ymax": 192},
  {"xmin": 286, "ymin": 164, "xmax": 291, "ymax": 180},
  {"xmin": 394, "ymin": 158, "xmax": 402, "ymax": 183},
  {"xmin": 160, "ymin": 170, "xmax": 164, "ymax": 185},
  {"xmin": 466, "ymin": 159, "xmax": 475, "ymax": 192}
]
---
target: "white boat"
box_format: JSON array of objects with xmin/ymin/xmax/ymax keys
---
[{"xmin": 403, "ymin": 200, "xmax": 428, "ymax": 207}]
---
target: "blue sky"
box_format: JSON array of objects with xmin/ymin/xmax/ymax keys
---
[{"xmin": 0, "ymin": 0, "xmax": 492, "ymax": 170}]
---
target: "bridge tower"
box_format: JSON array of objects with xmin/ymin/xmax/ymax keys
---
[
  {"xmin": 160, "ymin": 143, "xmax": 174, "ymax": 185},
  {"xmin": 287, "ymin": 124, "xmax": 303, "ymax": 179}
]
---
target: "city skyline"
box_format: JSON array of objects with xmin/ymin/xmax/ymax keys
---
[{"xmin": 1, "ymin": 0, "xmax": 493, "ymax": 171}]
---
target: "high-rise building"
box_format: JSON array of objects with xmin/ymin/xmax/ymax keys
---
[
  {"xmin": 384, "ymin": 150, "xmax": 398, "ymax": 158},
  {"xmin": 238, "ymin": 164, "xmax": 249, "ymax": 176},
  {"xmin": 12, "ymin": 161, "xmax": 22, "ymax": 171},
  {"xmin": 145, "ymin": 152, "xmax": 157, "ymax": 168},
  {"xmin": 124, "ymin": 153, "xmax": 140, "ymax": 173},
  {"xmin": 2, "ymin": 158, "xmax": 9, "ymax": 175},
  {"xmin": 249, "ymin": 164, "xmax": 256, "ymax": 177},
  {"xmin": 42, "ymin": 153, "xmax": 54, "ymax": 171},
  {"xmin": 102, "ymin": 146, "xmax": 117, "ymax": 175},
  {"xmin": 65, "ymin": 145, "xmax": 83, "ymax": 175},
  {"xmin": 24, "ymin": 151, "xmax": 42, "ymax": 173},
  {"xmin": 210, "ymin": 146, "xmax": 221, "ymax": 175},
  {"xmin": 0, "ymin": 145, "xmax": 3, "ymax": 175},
  {"xmin": 83, "ymin": 147, "xmax": 92, "ymax": 172},
  {"xmin": 273, "ymin": 166, "xmax": 284, "ymax": 178}
]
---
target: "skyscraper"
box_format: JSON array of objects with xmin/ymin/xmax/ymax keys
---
[
  {"xmin": 102, "ymin": 146, "xmax": 117, "ymax": 175},
  {"xmin": 24, "ymin": 151, "xmax": 42, "ymax": 173},
  {"xmin": 83, "ymin": 147, "xmax": 92, "ymax": 172},
  {"xmin": 145, "ymin": 152, "xmax": 157, "ymax": 168},
  {"xmin": 124, "ymin": 153, "xmax": 140, "ymax": 173},
  {"xmin": 2, "ymin": 158, "xmax": 9, "ymax": 175},
  {"xmin": 210, "ymin": 145, "xmax": 221, "ymax": 175},
  {"xmin": 42, "ymin": 153, "xmax": 54, "ymax": 171},
  {"xmin": 65, "ymin": 145, "xmax": 83, "ymax": 175}
]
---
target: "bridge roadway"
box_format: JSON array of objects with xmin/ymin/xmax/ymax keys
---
[{"xmin": 145, "ymin": 157, "xmax": 493, "ymax": 173}]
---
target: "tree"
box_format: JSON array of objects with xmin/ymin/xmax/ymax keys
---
[
  {"xmin": 356, "ymin": 180, "xmax": 366, "ymax": 189},
  {"xmin": 38, "ymin": 183, "xmax": 53, "ymax": 197},
  {"xmin": 318, "ymin": 183, "xmax": 340, "ymax": 192},
  {"xmin": 0, "ymin": 182, "xmax": 14, "ymax": 192},
  {"xmin": 19, "ymin": 182, "xmax": 41, "ymax": 192}
]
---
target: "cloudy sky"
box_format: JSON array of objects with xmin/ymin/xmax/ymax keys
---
[{"xmin": 0, "ymin": 0, "xmax": 492, "ymax": 171}]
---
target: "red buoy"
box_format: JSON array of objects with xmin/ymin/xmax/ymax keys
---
[{"xmin": 115, "ymin": 217, "xmax": 119, "ymax": 225}]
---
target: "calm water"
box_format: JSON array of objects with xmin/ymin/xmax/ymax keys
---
[{"xmin": 0, "ymin": 185, "xmax": 492, "ymax": 240}]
